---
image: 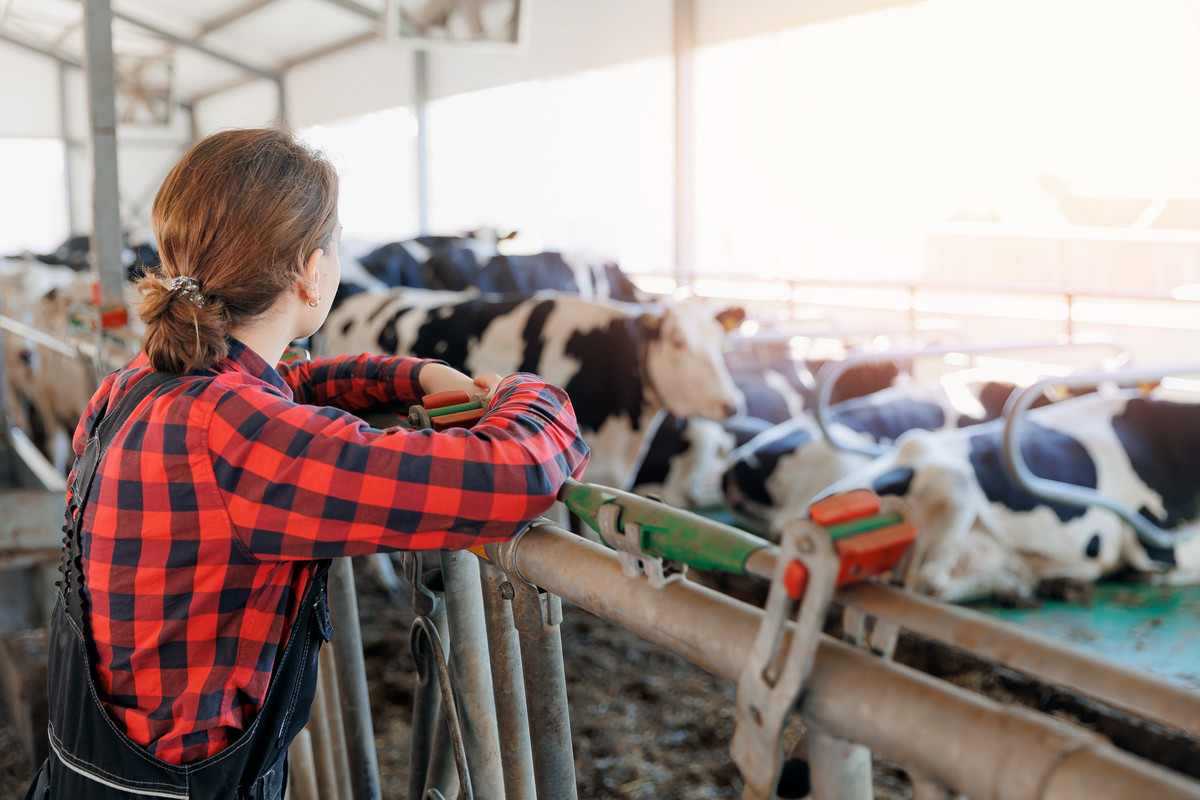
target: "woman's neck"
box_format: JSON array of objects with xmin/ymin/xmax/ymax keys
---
[{"xmin": 228, "ymin": 302, "xmax": 298, "ymax": 368}]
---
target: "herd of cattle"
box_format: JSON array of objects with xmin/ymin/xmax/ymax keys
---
[{"xmin": 3, "ymin": 232, "xmax": 1199, "ymax": 604}]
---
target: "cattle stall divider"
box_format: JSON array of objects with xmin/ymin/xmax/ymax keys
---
[
  {"xmin": 811, "ymin": 334, "xmax": 1132, "ymax": 457},
  {"xmin": 1002, "ymin": 362, "xmax": 1200, "ymax": 553},
  {"xmin": 291, "ymin": 496, "xmax": 1200, "ymax": 799}
]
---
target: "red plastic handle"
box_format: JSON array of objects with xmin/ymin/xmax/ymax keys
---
[{"xmin": 422, "ymin": 389, "xmax": 472, "ymax": 409}]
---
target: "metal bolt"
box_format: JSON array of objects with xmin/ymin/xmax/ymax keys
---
[
  {"xmin": 499, "ymin": 581, "xmax": 515, "ymax": 600},
  {"xmin": 799, "ymin": 537, "xmax": 815, "ymax": 554}
]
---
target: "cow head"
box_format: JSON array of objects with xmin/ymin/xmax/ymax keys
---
[{"xmin": 641, "ymin": 301, "xmax": 743, "ymax": 421}]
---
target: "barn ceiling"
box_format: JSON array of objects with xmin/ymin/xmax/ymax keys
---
[{"xmin": 0, "ymin": 0, "xmax": 388, "ymax": 106}]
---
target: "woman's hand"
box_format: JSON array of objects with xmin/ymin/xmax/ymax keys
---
[{"xmin": 420, "ymin": 363, "xmax": 502, "ymax": 403}]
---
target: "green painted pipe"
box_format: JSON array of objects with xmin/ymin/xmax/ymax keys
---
[{"xmin": 557, "ymin": 479, "xmax": 772, "ymax": 575}]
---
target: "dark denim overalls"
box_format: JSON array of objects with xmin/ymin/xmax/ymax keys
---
[{"xmin": 25, "ymin": 372, "xmax": 333, "ymax": 799}]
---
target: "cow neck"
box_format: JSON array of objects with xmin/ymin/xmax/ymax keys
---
[{"xmin": 636, "ymin": 326, "xmax": 664, "ymax": 418}]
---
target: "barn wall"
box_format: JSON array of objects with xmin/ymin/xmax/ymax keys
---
[
  {"xmin": 0, "ymin": 41, "xmax": 63, "ymax": 138},
  {"xmin": 694, "ymin": 0, "xmax": 931, "ymax": 45},
  {"xmin": 285, "ymin": 39, "xmax": 417, "ymax": 129},
  {"xmin": 273, "ymin": 0, "xmax": 934, "ymax": 126},
  {"xmin": 191, "ymin": 78, "xmax": 281, "ymax": 136},
  {"xmin": 425, "ymin": 0, "xmax": 672, "ymax": 101}
]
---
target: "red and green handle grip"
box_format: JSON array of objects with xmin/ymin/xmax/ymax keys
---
[{"xmin": 557, "ymin": 481, "xmax": 915, "ymax": 598}]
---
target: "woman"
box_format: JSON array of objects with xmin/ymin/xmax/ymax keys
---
[{"xmin": 26, "ymin": 128, "xmax": 589, "ymax": 799}]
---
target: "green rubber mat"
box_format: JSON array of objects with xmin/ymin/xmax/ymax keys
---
[{"xmin": 969, "ymin": 582, "xmax": 1200, "ymax": 690}]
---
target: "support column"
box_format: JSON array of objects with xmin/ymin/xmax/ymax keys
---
[
  {"xmin": 57, "ymin": 61, "xmax": 79, "ymax": 235},
  {"xmin": 415, "ymin": 49, "xmax": 430, "ymax": 236},
  {"xmin": 673, "ymin": 0, "xmax": 696, "ymax": 287},
  {"xmin": 80, "ymin": 0, "xmax": 124, "ymax": 306}
]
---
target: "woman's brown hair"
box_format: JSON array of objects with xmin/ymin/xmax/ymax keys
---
[{"xmin": 137, "ymin": 128, "xmax": 339, "ymax": 373}]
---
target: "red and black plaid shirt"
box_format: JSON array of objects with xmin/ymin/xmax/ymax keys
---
[{"xmin": 73, "ymin": 338, "xmax": 589, "ymax": 764}]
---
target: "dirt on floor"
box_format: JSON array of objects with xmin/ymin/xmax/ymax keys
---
[{"xmin": 2, "ymin": 561, "xmax": 1198, "ymax": 799}]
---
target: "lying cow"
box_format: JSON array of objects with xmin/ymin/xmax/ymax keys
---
[
  {"xmin": 722, "ymin": 376, "xmax": 1059, "ymax": 535},
  {"xmin": 807, "ymin": 389, "xmax": 1200, "ymax": 601},
  {"xmin": 630, "ymin": 352, "xmax": 903, "ymax": 511},
  {"xmin": 319, "ymin": 289, "xmax": 743, "ymax": 488}
]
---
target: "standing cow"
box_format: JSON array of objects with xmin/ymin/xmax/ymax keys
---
[
  {"xmin": 319, "ymin": 289, "xmax": 743, "ymax": 488},
  {"xmin": 808, "ymin": 389, "xmax": 1200, "ymax": 601}
]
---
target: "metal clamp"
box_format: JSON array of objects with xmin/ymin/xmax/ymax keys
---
[
  {"xmin": 731, "ymin": 516, "xmax": 839, "ymax": 800},
  {"xmin": 399, "ymin": 551, "xmax": 444, "ymax": 617},
  {"xmin": 596, "ymin": 503, "xmax": 687, "ymax": 588}
]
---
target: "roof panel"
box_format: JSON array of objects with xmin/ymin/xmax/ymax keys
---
[
  {"xmin": 1, "ymin": 0, "xmax": 384, "ymax": 104},
  {"xmin": 113, "ymin": 0, "xmax": 259, "ymax": 38},
  {"xmin": 202, "ymin": 0, "xmax": 379, "ymax": 70},
  {"xmin": 172, "ymin": 49, "xmax": 253, "ymax": 99}
]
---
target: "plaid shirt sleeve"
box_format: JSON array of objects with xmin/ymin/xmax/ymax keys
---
[
  {"xmin": 277, "ymin": 353, "xmax": 437, "ymax": 414},
  {"xmin": 208, "ymin": 370, "xmax": 590, "ymax": 560}
]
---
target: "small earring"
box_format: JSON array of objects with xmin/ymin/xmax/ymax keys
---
[{"xmin": 308, "ymin": 298, "xmax": 320, "ymax": 308}]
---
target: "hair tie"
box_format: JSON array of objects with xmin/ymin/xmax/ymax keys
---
[{"xmin": 168, "ymin": 275, "xmax": 206, "ymax": 308}]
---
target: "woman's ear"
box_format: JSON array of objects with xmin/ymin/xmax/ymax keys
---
[
  {"xmin": 304, "ymin": 248, "xmax": 324, "ymax": 283},
  {"xmin": 301, "ymin": 248, "xmax": 324, "ymax": 298}
]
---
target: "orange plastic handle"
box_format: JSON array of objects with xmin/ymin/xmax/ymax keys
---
[
  {"xmin": 783, "ymin": 520, "xmax": 917, "ymax": 600},
  {"xmin": 809, "ymin": 488, "xmax": 881, "ymax": 526}
]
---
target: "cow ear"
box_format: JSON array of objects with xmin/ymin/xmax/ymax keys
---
[
  {"xmin": 716, "ymin": 307, "xmax": 745, "ymax": 332},
  {"xmin": 639, "ymin": 312, "xmax": 663, "ymax": 333}
]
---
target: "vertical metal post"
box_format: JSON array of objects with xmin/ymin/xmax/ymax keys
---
[
  {"xmin": 806, "ymin": 729, "xmax": 873, "ymax": 800},
  {"xmin": 410, "ymin": 600, "xmax": 448, "ymax": 800},
  {"xmin": 327, "ymin": 557, "xmax": 383, "ymax": 800},
  {"xmin": 510, "ymin": 586, "xmax": 576, "ymax": 800},
  {"xmin": 440, "ymin": 550, "xmax": 505, "ymax": 797},
  {"xmin": 275, "ymin": 77, "xmax": 288, "ymax": 125},
  {"xmin": 57, "ymin": 61, "xmax": 78, "ymax": 235},
  {"xmin": 415, "ymin": 49, "xmax": 430, "ymax": 236},
  {"xmin": 319, "ymin": 646, "xmax": 354, "ymax": 800},
  {"xmin": 80, "ymin": 0, "xmax": 124, "ymax": 306},
  {"xmin": 673, "ymin": 0, "xmax": 695, "ymax": 287},
  {"xmin": 479, "ymin": 562, "xmax": 536, "ymax": 800},
  {"xmin": 288, "ymin": 728, "xmax": 321, "ymax": 800},
  {"xmin": 307, "ymin": 666, "xmax": 341, "ymax": 799}
]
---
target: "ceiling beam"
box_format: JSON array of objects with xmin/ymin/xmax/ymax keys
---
[
  {"xmin": 196, "ymin": 0, "xmax": 282, "ymax": 36},
  {"xmin": 0, "ymin": 30, "xmax": 81, "ymax": 67},
  {"xmin": 278, "ymin": 29, "xmax": 376, "ymax": 70},
  {"xmin": 109, "ymin": 8, "xmax": 280, "ymax": 80},
  {"xmin": 188, "ymin": 27, "xmax": 378, "ymax": 105},
  {"xmin": 313, "ymin": 0, "xmax": 380, "ymax": 22}
]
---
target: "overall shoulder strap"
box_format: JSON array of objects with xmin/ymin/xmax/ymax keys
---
[{"xmin": 61, "ymin": 371, "xmax": 183, "ymax": 620}]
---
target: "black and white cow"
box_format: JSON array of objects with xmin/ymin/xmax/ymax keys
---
[
  {"xmin": 319, "ymin": 289, "xmax": 743, "ymax": 488},
  {"xmin": 721, "ymin": 376, "xmax": 1060, "ymax": 535},
  {"xmin": 630, "ymin": 349, "xmax": 904, "ymax": 511},
  {"xmin": 356, "ymin": 232, "xmax": 509, "ymax": 291},
  {"xmin": 808, "ymin": 389, "xmax": 1200, "ymax": 601},
  {"xmin": 350, "ymin": 230, "xmax": 646, "ymax": 304},
  {"xmin": 474, "ymin": 252, "xmax": 647, "ymax": 303}
]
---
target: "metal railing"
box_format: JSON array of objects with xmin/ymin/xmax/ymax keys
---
[
  {"xmin": 1001, "ymin": 362, "xmax": 1200, "ymax": 553},
  {"xmin": 812, "ymin": 334, "xmax": 1131, "ymax": 457}
]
